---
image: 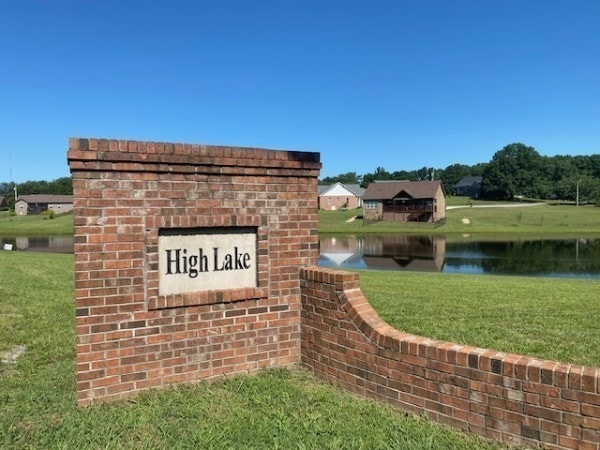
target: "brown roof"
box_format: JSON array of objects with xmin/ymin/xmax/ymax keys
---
[
  {"xmin": 363, "ymin": 180, "xmax": 443, "ymax": 200},
  {"xmin": 16, "ymin": 194, "xmax": 73, "ymax": 204}
]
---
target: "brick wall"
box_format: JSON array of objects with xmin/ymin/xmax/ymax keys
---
[
  {"xmin": 300, "ymin": 267, "xmax": 600, "ymax": 450},
  {"xmin": 68, "ymin": 138, "xmax": 320, "ymax": 406},
  {"xmin": 319, "ymin": 195, "xmax": 359, "ymax": 210}
]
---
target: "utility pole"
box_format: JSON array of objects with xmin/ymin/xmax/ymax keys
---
[{"xmin": 576, "ymin": 180, "xmax": 580, "ymax": 206}]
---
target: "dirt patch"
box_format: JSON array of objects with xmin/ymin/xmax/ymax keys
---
[{"xmin": 1, "ymin": 344, "xmax": 26, "ymax": 365}]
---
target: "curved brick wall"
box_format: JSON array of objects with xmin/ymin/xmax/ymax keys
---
[{"xmin": 300, "ymin": 267, "xmax": 600, "ymax": 450}]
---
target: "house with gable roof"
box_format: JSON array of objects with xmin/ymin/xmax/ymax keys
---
[
  {"xmin": 318, "ymin": 182, "xmax": 365, "ymax": 210},
  {"xmin": 14, "ymin": 194, "xmax": 74, "ymax": 216},
  {"xmin": 362, "ymin": 180, "xmax": 446, "ymax": 223},
  {"xmin": 454, "ymin": 176, "xmax": 482, "ymax": 199}
]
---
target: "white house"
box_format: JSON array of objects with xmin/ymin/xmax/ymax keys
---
[{"xmin": 318, "ymin": 183, "xmax": 364, "ymax": 210}]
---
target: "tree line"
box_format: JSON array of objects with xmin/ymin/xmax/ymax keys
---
[
  {"xmin": 2, "ymin": 143, "xmax": 600, "ymax": 207},
  {"xmin": 320, "ymin": 143, "xmax": 600, "ymax": 203},
  {"xmin": 0, "ymin": 177, "xmax": 72, "ymax": 209}
]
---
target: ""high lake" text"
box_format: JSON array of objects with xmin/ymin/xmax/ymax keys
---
[{"xmin": 165, "ymin": 247, "xmax": 252, "ymax": 278}]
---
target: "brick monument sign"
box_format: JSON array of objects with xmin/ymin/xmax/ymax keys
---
[
  {"xmin": 68, "ymin": 138, "xmax": 320, "ymax": 405},
  {"xmin": 68, "ymin": 138, "xmax": 598, "ymax": 448}
]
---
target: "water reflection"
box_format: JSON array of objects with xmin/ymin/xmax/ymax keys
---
[
  {"xmin": 0, "ymin": 236, "xmax": 74, "ymax": 254},
  {"xmin": 3, "ymin": 233, "xmax": 600, "ymax": 279},
  {"xmin": 319, "ymin": 235, "xmax": 600, "ymax": 279}
]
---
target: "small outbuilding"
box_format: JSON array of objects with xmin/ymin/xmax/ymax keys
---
[{"xmin": 362, "ymin": 180, "xmax": 446, "ymax": 223}]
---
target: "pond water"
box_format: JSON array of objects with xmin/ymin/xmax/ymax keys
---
[
  {"xmin": 0, "ymin": 236, "xmax": 74, "ymax": 254},
  {"xmin": 3, "ymin": 234, "xmax": 600, "ymax": 279},
  {"xmin": 319, "ymin": 234, "xmax": 600, "ymax": 279}
]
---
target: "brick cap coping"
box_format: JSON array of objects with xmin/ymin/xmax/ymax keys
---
[
  {"xmin": 67, "ymin": 137, "xmax": 320, "ymax": 173},
  {"xmin": 300, "ymin": 266, "xmax": 600, "ymax": 393}
]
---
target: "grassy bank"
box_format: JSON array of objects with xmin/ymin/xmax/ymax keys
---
[
  {"xmin": 0, "ymin": 252, "xmax": 509, "ymax": 449},
  {"xmin": 319, "ymin": 203, "xmax": 600, "ymax": 234},
  {"xmin": 0, "ymin": 211, "xmax": 73, "ymax": 235},
  {"xmin": 358, "ymin": 270, "xmax": 600, "ymax": 367},
  {"xmin": 2, "ymin": 201, "xmax": 600, "ymax": 236}
]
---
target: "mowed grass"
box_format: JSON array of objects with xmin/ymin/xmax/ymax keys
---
[
  {"xmin": 2, "ymin": 202, "xmax": 599, "ymax": 236},
  {"xmin": 0, "ymin": 252, "xmax": 511, "ymax": 449},
  {"xmin": 358, "ymin": 270, "xmax": 600, "ymax": 367},
  {"xmin": 0, "ymin": 211, "xmax": 74, "ymax": 235},
  {"xmin": 319, "ymin": 203, "xmax": 600, "ymax": 234}
]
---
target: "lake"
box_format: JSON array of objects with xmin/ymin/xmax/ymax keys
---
[
  {"xmin": 0, "ymin": 236, "xmax": 74, "ymax": 254},
  {"xmin": 3, "ymin": 234, "xmax": 600, "ymax": 279},
  {"xmin": 319, "ymin": 234, "xmax": 600, "ymax": 279}
]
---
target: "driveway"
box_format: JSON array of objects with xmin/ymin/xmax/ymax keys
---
[{"xmin": 446, "ymin": 202, "xmax": 546, "ymax": 210}]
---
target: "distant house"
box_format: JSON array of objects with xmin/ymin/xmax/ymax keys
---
[
  {"xmin": 318, "ymin": 182, "xmax": 365, "ymax": 210},
  {"xmin": 362, "ymin": 180, "xmax": 446, "ymax": 223},
  {"xmin": 15, "ymin": 194, "xmax": 74, "ymax": 216},
  {"xmin": 454, "ymin": 176, "xmax": 482, "ymax": 199}
]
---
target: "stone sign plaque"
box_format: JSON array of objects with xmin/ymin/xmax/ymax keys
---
[{"xmin": 158, "ymin": 227, "xmax": 257, "ymax": 296}]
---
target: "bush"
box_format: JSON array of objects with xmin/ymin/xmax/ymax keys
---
[{"xmin": 41, "ymin": 210, "xmax": 55, "ymax": 220}]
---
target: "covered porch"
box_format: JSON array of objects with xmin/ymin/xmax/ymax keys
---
[{"xmin": 382, "ymin": 198, "xmax": 435, "ymax": 222}]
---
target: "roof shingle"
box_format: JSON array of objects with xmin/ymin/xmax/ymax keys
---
[{"xmin": 363, "ymin": 180, "xmax": 443, "ymax": 200}]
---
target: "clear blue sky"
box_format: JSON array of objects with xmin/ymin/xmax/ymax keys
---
[{"xmin": 2, "ymin": 1, "xmax": 599, "ymax": 183}]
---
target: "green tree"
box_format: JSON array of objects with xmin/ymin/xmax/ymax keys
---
[
  {"xmin": 440, "ymin": 164, "xmax": 471, "ymax": 192},
  {"xmin": 14, "ymin": 177, "xmax": 73, "ymax": 195},
  {"xmin": 18, "ymin": 179, "xmax": 50, "ymax": 194},
  {"xmin": 482, "ymin": 143, "xmax": 544, "ymax": 200},
  {"xmin": 470, "ymin": 163, "xmax": 488, "ymax": 176},
  {"xmin": 361, "ymin": 166, "xmax": 392, "ymax": 187},
  {"xmin": 390, "ymin": 169, "xmax": 418, "ymax": 181},
  {"xmin": 416, "ymin": 166, "xmax": 435, "ymax": 181},
  {"xmin": 578, "ymin": 176, "xmax": 600, "ymax": 204},
  {"xmin": 49, "ymin": 176, "xmax": 73, "ymax": 194},
  {"xmin": 320, "ymin": 172, "xmax": 361, "ymax": 185}
]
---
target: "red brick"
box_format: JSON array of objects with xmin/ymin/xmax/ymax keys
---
[
  {"xmin": 70, "ymin": 138, "xmax": 600, "ymax": 448},
  {"xmin": 70, "ymin": 138, "xmax": 317, "ymax": 406},
  {"xmin": 299, "ymin": 266, "xmax": 599, "ymax": 450}
]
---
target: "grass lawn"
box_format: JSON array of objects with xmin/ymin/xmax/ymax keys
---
[
  {"xmin": 2, "ymin": 201, "xmax": 600, "ymax": 236},
  {"xmin": 358, "ymin": 270, "xmax": 600, "ymax": 367},
  {"xmin": 319, "ymin": 203, "xmax": 600, "ymax": 235},
  {"xmin": 0, "ymin": 212, "xmax": 74, "ymax": 235},
  {"xmin": 0, "ymin": 252, "xmax": 510, "ymax": 449},
  {"xmin": 2, "ymin": 200, "xmax": 599, "ymax": 447}
]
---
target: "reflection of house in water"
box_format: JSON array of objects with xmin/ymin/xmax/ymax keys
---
[
  {"xmin": 319, "ymin": 235, "xmax": 364, "ymax": 267},
  {"xmin": 13, "ymin": 236, "xmax": 74, "ymax": 253},
  {"xmin": 318, "ymin": 234, "xmax": 446, "ymax": 272},
  {"xmin": 362, "ymin": 235, "xmax": 446, "ymax": 271}
]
